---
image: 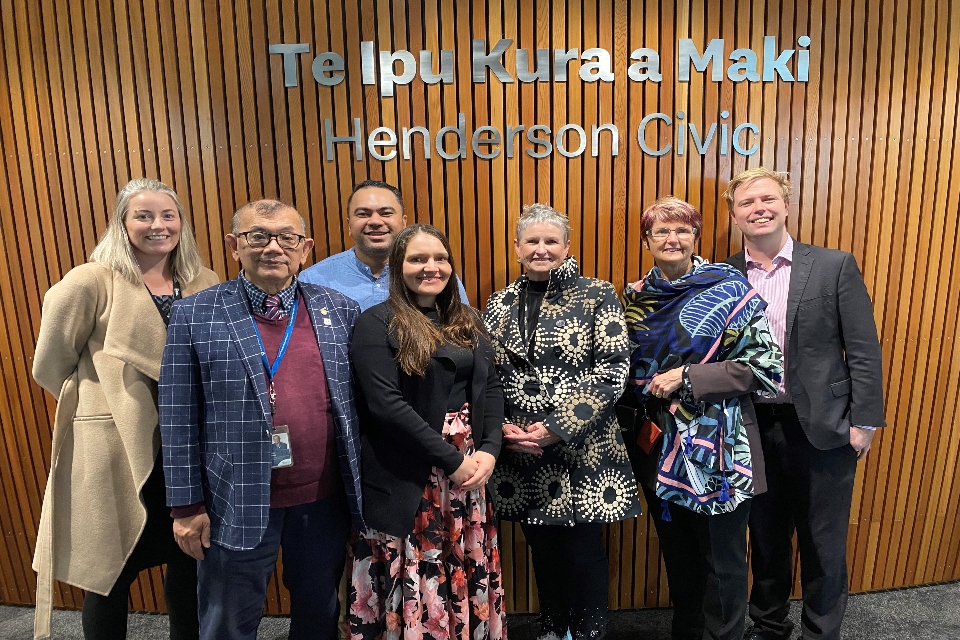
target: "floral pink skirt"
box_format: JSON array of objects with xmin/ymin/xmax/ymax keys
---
[{"xmin": 348, "ymin": 405, "xmax": 507, "ymax": 640}]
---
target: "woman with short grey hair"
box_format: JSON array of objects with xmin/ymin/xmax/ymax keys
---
[{"xmin": 482, "ymin": 204, "xmax": 640, "ymax": 640}]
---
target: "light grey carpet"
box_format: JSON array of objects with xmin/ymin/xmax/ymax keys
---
[{"xmin": 1, "ymin": 581, "xmax": 957, "ymax": 639}]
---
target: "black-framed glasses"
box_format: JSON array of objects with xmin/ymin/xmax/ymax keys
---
[{"xmin": 237, "ymin": 231, "xmax": 306, "ymax": 249}]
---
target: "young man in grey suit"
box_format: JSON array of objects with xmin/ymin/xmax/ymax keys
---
[{"xmin": 723, "ymin": 168, "xmax": 885, "ymax": 640}]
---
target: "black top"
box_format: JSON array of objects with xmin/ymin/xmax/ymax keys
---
[
  {"xmin": 152, "ymin": 294, "xmax": 176, "ymax": 326},
  {"xmin": 421, "ymin": 307, "xmax": 474, "ymax": 411},
  {"xmin": 518, "ymin": 278, "xmax": 549, "ymax": 355},
  {"xmin": 350, "ymin": 302, "xmax": 505, "ymax": 537},
  {"xmin": 445, "ymin": 344, "xmax": 474, "ymax": 412},
  {"xmin": 147, "ymin": 277, "xmax": 181, "ymax": 325}
]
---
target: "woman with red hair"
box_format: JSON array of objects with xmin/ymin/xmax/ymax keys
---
[{"xmin": 622, "ymin": 197, "xmax": 783, "ymax": 640}]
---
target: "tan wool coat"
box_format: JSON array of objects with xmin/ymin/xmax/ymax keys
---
[{"xmin": 31, "ymin": 262, "xmax": 218, "ymax": 639}]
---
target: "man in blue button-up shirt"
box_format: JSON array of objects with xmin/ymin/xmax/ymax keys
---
[{"xmin": 300, "ymin": 180, "xmax": 469, "ymax": 309}]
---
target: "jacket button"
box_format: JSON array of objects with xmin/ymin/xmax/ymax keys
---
[
  {"xmin": 553, "ymin": 346, "xmax": 563, "ymax": 356},
  {"xmin": 557, "ymin": 319, "xmax": 566, "ymax": 327}
]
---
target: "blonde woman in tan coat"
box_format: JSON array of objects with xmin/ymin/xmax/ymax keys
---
[{"xmin": 32, "ymin": 179, "xmax": 219, "ymax": 640}]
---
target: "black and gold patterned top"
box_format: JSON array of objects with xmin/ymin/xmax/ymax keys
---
[{"xmin": 482, "ymin": 256, "xmax": 641, "ymax": 525}]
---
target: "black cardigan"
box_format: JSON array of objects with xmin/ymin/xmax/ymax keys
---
[{"xmin": 349, "ymin": 302, "xmax": 504, "ymax": 537}]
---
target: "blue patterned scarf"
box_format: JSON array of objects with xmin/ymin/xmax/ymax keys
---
[{"xmin": 624, "ymin": 258, "xmax": 781, "ymax": 515}]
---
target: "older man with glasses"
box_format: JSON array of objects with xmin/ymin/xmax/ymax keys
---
[{"xmin": 159, "ymin": 199, "xmax": 364, "ymax": 640}]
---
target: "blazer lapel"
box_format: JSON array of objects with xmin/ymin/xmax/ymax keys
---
[
  {"xmin": 470, "ymin": 339, "xmax": 491, "ymax": 399},
  {"xmin": 222, "ymin": 278, "xmax": 272, "ymax": 422},
  {"xmin": 301, "ymin": 286, "xmax": 361, "ymax": 448},
  {"xmin": 727, "ymin": 251, "xmax": 747, "ymax": 275},
  {"xmin": 300, "ymin": 286, "xmax": 348, "ymax": 392},
  {"xmin": 786, "ymin": 241, "xmax": 814, "ymax": 346}
]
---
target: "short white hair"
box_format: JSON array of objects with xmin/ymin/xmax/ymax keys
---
[{"xmin": 516, "ymin": 203, "xmax": 571, "ymax": 243}]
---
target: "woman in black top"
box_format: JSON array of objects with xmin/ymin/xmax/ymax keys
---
[{"xmin": 348, "ymin": 224, "xmax": 506, "ymax": 640}]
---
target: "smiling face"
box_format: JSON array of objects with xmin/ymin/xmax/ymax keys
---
[
  {"xmin": 124, "ymin": 192, "xmax": 182, "ymax": 263},
  {"xmin": 644, "ymin": 221, "xmax": 698, "ymax": 276},
  {"xmin": 729, "ymin": 177, "xmax": 789, "ymax": 247},
  {"xmin": 401, "ymin": 232, "xmax": 453, "ymax": 307},
  {"xmin": 347, "ymin": 187, "xmax": 407, "ymax": 261},
  {"xmin": 514, "ymin": 222, "xmax": 570, "ymax": 281},
  {"xmin": 226, "ymin": 205, "xmax": 314, "ymax": 294}
]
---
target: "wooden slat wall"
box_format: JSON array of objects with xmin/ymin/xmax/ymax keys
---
[{"xmin": 1, "ymin": 0, "xmax": 958, "ymax": 615}]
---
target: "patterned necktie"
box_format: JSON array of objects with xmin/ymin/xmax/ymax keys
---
[{"xmin": 263, "ymin": 294, "xmax": 283, "ymax": 320}]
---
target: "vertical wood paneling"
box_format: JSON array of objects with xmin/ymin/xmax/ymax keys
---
[
  {"xmin": 1, "ymin": 0, "xmax": 958, "ymax": 616},
  {"xmin": 925, "ymin": 7, "xmax": 960, "ymax": 584}
]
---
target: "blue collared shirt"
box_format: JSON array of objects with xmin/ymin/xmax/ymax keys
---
[
  {"xmin": 239, "ymin": 271, "xmax": 298, "ymax": 317},
  {"xmin": 300, "ymin": 247, "xmax": 471, "ymax": 311}
]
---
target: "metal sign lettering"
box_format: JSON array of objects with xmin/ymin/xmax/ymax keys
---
[{"xmin": 269, "ymin": 36, "xmax": 812, "ymax": 160}]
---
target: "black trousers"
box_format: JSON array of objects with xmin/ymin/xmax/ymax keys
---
[
  {"xmin": 81, "ymin": 455, "xmax": 199, "ymax": 640},
  {"xmin": 520, "ymin": 521, "xmax": 609, "ymax": 640},
  {"xmin": 643, "ymin": 486, "xmax": 751, "ymax": 640},
  {"xmin": 747, "ymin": 404, "xmax": 858, "ymax": 640}
]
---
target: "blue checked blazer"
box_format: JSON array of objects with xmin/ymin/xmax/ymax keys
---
[{"xmin": 159, "ymin": 277, "xmax": 363, "ymax": 551}]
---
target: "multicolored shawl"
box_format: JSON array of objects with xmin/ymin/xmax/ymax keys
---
[{"xmin": 623, "ymin": 257, "xmax": 782, "ymax": 515}]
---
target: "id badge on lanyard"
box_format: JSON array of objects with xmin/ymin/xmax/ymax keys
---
[{"xmin": 251, "ymin": 298, "xmax": 300, "ymax": 469}]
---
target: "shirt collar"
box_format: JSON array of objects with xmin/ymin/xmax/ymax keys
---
[
  {"xmin": 745, "ymin": 235, "xmax": 794, "ymax": 269},
  {"xmin": 239, "ymin": 271, "xmax": 299, "ymax": 314},
  {"xmin": 350, "ymin": 247, "xmax": 388, "ymax": 280}
]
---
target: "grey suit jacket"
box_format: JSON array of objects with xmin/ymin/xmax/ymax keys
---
[{"xmin": 727, "ymin": 240, "xmax": 886, "ymax": 449}]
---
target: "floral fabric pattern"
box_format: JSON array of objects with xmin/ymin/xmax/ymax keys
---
[
  {"xmin": 348, "ymin": 406, "xmax": 506, "ymax": 640},
  {"xmin": 482, "ymin": 257, "xmax": 641, "ymax": 526}
]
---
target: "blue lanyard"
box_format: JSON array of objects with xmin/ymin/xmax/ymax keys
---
[{"xmin": 251, "ymin": 296, "xmax": 300, "ymax": 382}]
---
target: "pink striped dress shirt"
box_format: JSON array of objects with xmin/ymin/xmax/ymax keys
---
[{"xmin": 744, "ymin": 236, "xmax": 793, "ymax": 403}]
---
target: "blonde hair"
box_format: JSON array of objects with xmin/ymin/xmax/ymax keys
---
[
  {"xmin": 89, "ymin": 178, "xmax": 205, "ymax": 285},
  {"xmin": 721, "ymin": 168, "xmax": 792, "ymax": 208}
]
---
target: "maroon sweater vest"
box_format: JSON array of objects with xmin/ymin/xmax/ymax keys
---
[
  {"xmin": 257, "ymin": 295, "xmax": 341, "ymax": 508},
  {"xmin": 170, "ymin": 295, "xmax": 340, "ymax": 520}
]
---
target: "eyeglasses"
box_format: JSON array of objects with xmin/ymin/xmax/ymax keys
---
[
  {"xmin": 237, "ymin": 231, "xmax": 306, "ymax": 249},
  {"xmin": 646, "ymin": 227, "xmax": 695, "ymax": 241}
]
